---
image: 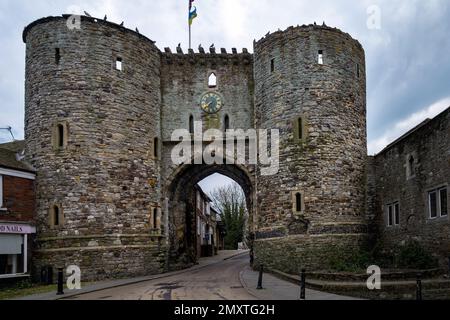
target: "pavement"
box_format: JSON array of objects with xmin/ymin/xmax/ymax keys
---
[
  {"xmin": 240, "ymin": 266, "xmax": 360, "ymax": 301},
  {"xmin": 14, "ymin": 250, "xmax": 358, "ymax": 300}
]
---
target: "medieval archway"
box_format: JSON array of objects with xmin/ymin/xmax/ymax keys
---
[{"xmin": 164, "ymin": 163, "xmax": 255, "ymax": 269}]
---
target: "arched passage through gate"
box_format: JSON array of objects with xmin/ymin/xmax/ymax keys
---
[{"xmin": 165, "ymin": 164, "xmax": 254, "ymax": 268}]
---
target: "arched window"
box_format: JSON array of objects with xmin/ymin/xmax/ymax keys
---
[
  {"xmin": 189, "ymin": 115, "xmax": 194, "ymax": 134},
  {"xmin": 153, "ymin": 137, "xmax": 159, "ymax": 159},
  {"xmin": 53, "ymin": 122, "xmax": 68, "ymax": 150},
  {"xmin": 208, "ymin": 73, "xmax": 217, "ymax": 88},
  {"xmin": 224, "ymin": 114, "xmax": 230, "ymax": 131},
  {"xmin": 295, "ymin": 193, "xmax": 302, "ymax": 212},
  {"xmin": 50, "ymin": 204, "xmax": 63, "ymax": 227}
]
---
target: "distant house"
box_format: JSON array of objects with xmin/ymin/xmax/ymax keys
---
[{"xmin": 0, "ymin": 141, "xmax": 36, "ymax": 282}]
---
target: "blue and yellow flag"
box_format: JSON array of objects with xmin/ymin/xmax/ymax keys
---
[{"xmin": 189, "ymin": 0, "xmax": 198, "ymax": 26}]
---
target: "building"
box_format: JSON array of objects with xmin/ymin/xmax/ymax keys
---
[
  {"xmin": 0, "ymin": 141, "xmax": 36, "ymax": 283},
  {"xmin": 17, "ymin": 14, "xmax": 448, "ymax": 281},
  {"xmin": 368, "ymin": 107, "xmax": 450, "ymax": 266},
  {"xmin": 194, "ymin": 185, "xmax": 218, "ymax": 258}
]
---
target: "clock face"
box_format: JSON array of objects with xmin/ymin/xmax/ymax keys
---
[{"xmin": 200, "ymin": 92, "xmax": 223, "ymax": 114}]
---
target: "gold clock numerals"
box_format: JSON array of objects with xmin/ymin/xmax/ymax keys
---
[{"xmin": 200, "ymin": 92, "xmax": 223, "ymax": 114}]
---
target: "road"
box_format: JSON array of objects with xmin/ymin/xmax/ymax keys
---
[{"xmin": 66, "ymin": 254, "xmax": 255, "ymax": 300}]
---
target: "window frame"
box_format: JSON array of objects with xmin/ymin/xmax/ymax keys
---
[
  {"xmin": 292, "ymin": 191, "xmax": 305, "ymax": 215},
  {"xmin": 428, "ymin": 186, "xmax": 448, "ymax": 219},
  {"xmin": 115, "ymin": 57, "xmax": 123, "ymax": 71},
  {"xmin": 386, "ymin": 202, "xmax": 400, "ymax": 227}
]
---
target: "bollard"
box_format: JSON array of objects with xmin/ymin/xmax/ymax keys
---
[
  {"xmin": 416, "ymin": 273, "xmax": 422, "ymax": 301},
  {"xmin": 257, "ymin": 264, "xmax": 264, "ymax": 290},
  {"xmin": 57, "ymin": 268, "xmax": 64, "ymax": 295},
  {"xmin": 300, "ymin": 269, "xmax": 306, "ymax": 300}
]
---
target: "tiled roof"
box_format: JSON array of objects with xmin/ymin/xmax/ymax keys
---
[{"xmin": 0, "ymin": 140, "xmax": 34, "ymax": 173}]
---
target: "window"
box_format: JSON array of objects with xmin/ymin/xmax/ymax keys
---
[
  {"xmin": 296, "ymin": 193, "xmax": 302, "ymax": 212},
  {"xmin": 116, "ymin": 57, "xmax": 123, "ymax": 71},
  {"xmin": 318, "ymin": 50, "xmax": 324, "ymax": 65},
  {"xmin": 208, "ymin": 73, "xmax": 217, "ymax": 88},
  {"xmin": 356, "ymin": 63, "xmax": 360, "ymax": 78},
  {"xmin": 55, "ymin": 48, "xmax": 61, "ymax": 65},
  {"xmin": 0, "ymin": 235, "xmax": 25, "ymax": 276},
  {"xmin": 407, "ymin": 155, "xmax": 415, "ymax": 178},
  {"xmin": 270, "ymin": 58, "xmax": 275, "ymax": 73},
  {"xmin": 153, "ymin": 137, "xmax": 159, "ymax": 159},
  {"xmin": 429, "ymin": 187, "xmax": 448, "ymax": 218},
  {"xmin": 153, "ymin": 208, "xmax": 158, "ymax": 229},
  {"xmin": 224, "ymin": 115, "xmax": 230, "ymax": 131},
  {"xmin": 53, "ymin": 122, "xmax": 68, "ymax": 150},
  {"xmin": 387, "ymin": 202, "xmax": 400, "ymax": 226},
  {"xmin": 293, "ymin": 116, "xmax": 307, "ymax": 142},
  {"xmin": 292, "ymin": 191, "xmax": 304, "ymax": 214},
  {"xmin": 50, "ymin": 205, "xmax": 63, "ymax": 227},
  {"xmin": 189, "ymin": 115, "xmax": 194, "ymax": 134}
]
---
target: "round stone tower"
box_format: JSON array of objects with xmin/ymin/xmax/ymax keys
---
[
  {"xmin": 253, "ymin": 24, "xmax": 367, "ymax": 272},
  {"xmin": 23, "ymin": 15, "xmax": 163, "ymax": 280}
]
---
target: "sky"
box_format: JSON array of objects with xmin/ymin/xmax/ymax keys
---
[{"xmin": 0, "ymin": 0, "xmax": 449, "ymax": 191}]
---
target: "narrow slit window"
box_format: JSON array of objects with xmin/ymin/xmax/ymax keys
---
[
  {"xmin": 224, "ymin": 115, "xmax": 230, "ymax": 131},
  {"xmin": 298, "ymin": 117, "xmax": 303, "ymax": 140},
  {"xmin": 153, "ymin": 208, "xmax": 158, "ymax": 229},
  {"xmin": 189, "ymin": 115, "xmax": 194, "ymax": 134},
  {"xmin": 295, "ymin": 193, "xmax": 302, "ymax": 212},
  {"xmin": 318, "ymin": 50, "xmax": 324, "ymax": 65},
  {"xmin": 54, "ymin": 206, "xmax": 60, "ymax": 226},
  {"xmin": 57, "ymin": 124, "xmax": 64, "ymax": 148},
  {"xmin": 270, "ymin": 58, "xmax": 275, "ymax": 73},
  {"xmin": 408, "ymin": 156, "xmax": 415, "ymax": 177},
  {"xmin": 116, "ymin": 57, "xmax": 123, "ymax": 71},
  {"xmin": 208, "ymin": 73, "xmax": 217, "ymax": 88},
  {"xmin": 55, "ymin": 48, "xmax": 61, "ymax": 65},
  {"xmin": 356, "ymin": 63, "xmax": 360, "ymax": 78}
]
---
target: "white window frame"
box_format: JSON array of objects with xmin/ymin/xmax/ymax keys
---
[
  {"xmin": 0, "ymin": 234, "xmax": 28, "ymax": 279},
  {"xmin": 386, "ymin": 202, "xmax": 400, "ymax": 227}
]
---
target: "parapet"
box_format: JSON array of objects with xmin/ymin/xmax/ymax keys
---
[
  {"xmin": 255, "ymin": 23, "xmax": 364, "ymax": 51},
  {"xmin": 161, "ymin": 46, "xmax": 253, "ymax": 66}
]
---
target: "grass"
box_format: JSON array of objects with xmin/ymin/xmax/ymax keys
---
[{"xmin": 0, "ymin": 283, "xmax": 57, "ymax": 300}]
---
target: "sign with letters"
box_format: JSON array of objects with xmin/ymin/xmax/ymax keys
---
[{"xmin": 0, "ymin": 223, "xmax": 36, "ymax": 234}]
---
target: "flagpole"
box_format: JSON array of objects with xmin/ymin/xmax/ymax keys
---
[{"xmin": 188, "ymin": 0, "xmax": 191, "ymax": 50}]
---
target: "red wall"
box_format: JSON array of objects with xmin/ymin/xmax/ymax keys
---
[{"xmin": 1, "ymin": 175, "xmax": 35, "ymax": 222}]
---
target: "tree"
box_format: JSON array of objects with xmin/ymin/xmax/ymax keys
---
[{"xmin": 210, "ymin": 182, "xmax": 247, "ymax": 250}]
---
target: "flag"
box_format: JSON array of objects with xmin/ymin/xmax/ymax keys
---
[
  {"xmin": 189, "ymin": 6, "xmax": 198, "ymax": 26},
  {"xmin": 189, "ymin": 0, "xmax": 195, "ymax": 9}
]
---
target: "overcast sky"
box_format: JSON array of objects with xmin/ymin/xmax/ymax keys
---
[{"xmin": 0, "ymin": 1, "xmax": 449, "ymax": 190}]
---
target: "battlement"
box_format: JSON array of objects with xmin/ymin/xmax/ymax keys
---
[
  {"xmin": 23, "ymin": 14, "xmax": 157, "ymax": 45},
  {"xmin": 161, "ymin": 46, "xmax": 252, "ymax": 65},
  {"xmin": 255, "ymin": 23, "xmax": 363, "ymax": 51}
]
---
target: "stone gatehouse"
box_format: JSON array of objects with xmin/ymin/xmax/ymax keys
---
[{"xmin": 14, "ymin": 14, "xmax": 449, "ymax": 281}]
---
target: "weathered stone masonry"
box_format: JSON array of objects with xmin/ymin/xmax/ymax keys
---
[{"xmin": 23, "ymin": 14, "xmax": 372, "ymax": 280}]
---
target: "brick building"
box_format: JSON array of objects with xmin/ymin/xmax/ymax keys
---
[{"xmin": 0, "ymin": 141, "xmax": 36, "ymax": 281}]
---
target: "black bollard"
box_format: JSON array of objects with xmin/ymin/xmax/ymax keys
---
[
  {"xmin": 57, "ymin": 268, "xmax": 64, "ymax": 295},
  {"xmin": 300, "ymin": 269, "xmax": 306, "ymax": 300},
  {"xmin": 416, "ymin": 273, "xmax": 422, "ymax": 301},
  {"xmin": 257, "ymin": 264, "xmax": 264, "ymax": 290}
]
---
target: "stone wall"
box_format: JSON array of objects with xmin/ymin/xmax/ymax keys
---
[
  {"xmin": 372, "ymin": 107, "xmax": 450, "ymax": 266},
  {"xmin": 253, "ymin": 25, "xmax": 368, "ymax": 270},
  {"xmin": 23, "ymin": 16, "xmax": 164, "ymax": 280}
]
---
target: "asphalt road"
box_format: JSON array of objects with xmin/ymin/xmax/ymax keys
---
[{"xmin": 66, "ymin": 254, "xmax": 255, "ymax": 300}]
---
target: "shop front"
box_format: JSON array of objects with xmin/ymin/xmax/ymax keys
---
[{"xmin": 0, "ymin": 223, "xmax": 36, "ymax": 279}]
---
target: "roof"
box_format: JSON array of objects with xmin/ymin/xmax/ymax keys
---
[
  {"xmin": 0, "ymin": 140, "xmax": 35, "ymax": 173},
  {"xmin": 376, "ymin": 106, "xmax": 450, "ymax": 156}
]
